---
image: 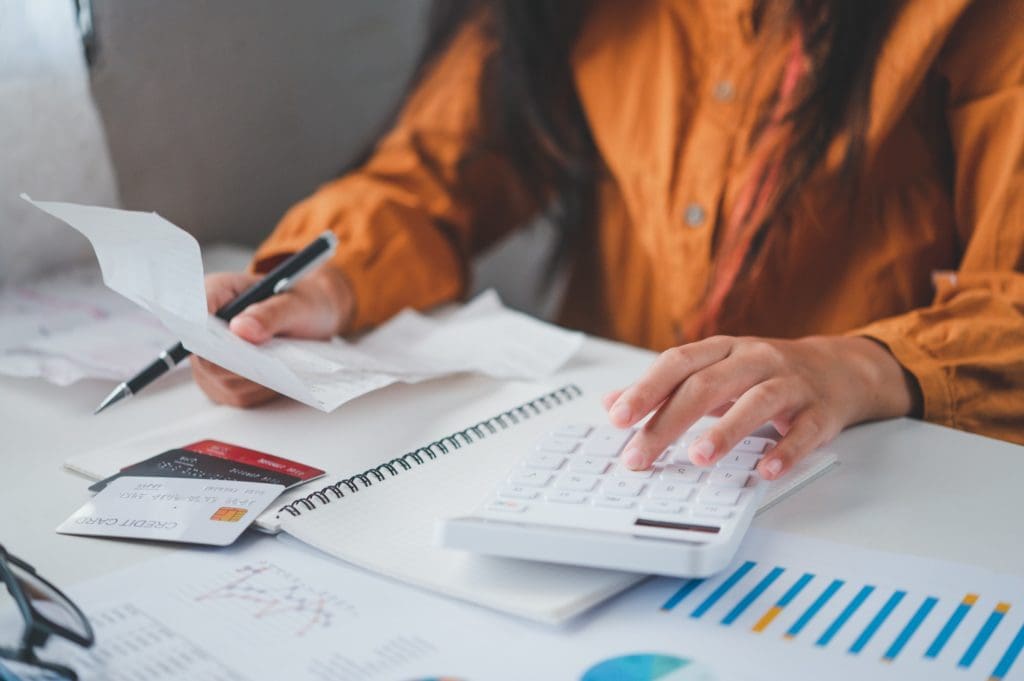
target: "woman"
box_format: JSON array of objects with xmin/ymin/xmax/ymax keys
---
[{"xmin": 194, "ymin": 0, "xmax": 1024, "ymax": 480}]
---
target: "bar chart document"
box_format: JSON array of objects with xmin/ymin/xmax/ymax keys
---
[{"xmin": 6, "ymin": 529, "xmax": 1021, "ymax": 680}]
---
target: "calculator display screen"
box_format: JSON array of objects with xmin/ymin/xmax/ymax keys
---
[{"xmin": 635, "ymin": 518, "xmax": 720, "ymax": 534}]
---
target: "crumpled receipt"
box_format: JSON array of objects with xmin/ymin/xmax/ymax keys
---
[{"xmin": 23, "ymin": 196, "xmax": 583, "ymax": 411}]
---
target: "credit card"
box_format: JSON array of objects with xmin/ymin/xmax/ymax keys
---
[
  {"xmin": 60, "ymin": 476, "xmax": 284, "ymax": 546},
  {"xmin": 88, "ymin": 440, "xmax": 325, "ymax": 493}
]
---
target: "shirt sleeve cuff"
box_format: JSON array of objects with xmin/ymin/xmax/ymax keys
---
[{"xmin": 846, "ymin": 319, "xmax": 955, "ymax": 428}]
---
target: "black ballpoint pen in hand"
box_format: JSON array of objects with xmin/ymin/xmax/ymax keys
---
[{"xmin": 94, "ymin": 231, "xmax": 339, "ymax": 414}]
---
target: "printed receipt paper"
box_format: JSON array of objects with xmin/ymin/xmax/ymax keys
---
[{"xmin": 22, "ymin": 196, "xmax": 583, "ymax": 411}]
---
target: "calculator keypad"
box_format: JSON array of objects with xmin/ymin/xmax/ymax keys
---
[{"xmin": 495, "ymin": 423, "xmax": 776, "ymax": 532}]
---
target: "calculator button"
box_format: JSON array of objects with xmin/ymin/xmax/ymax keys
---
[
  {"xmin": 734, "ymin": 436, "xmax": 776, "ymax": 453},
  {"xmin": 525, "ymin": 453, "xmax": 566, "ymax": 470},
  {"xmin": 536, "ymin": 436, "xmax": 579, "ymax": 454},
  {"xmin": 555, "ymin": 474, "xmax": 599, "ymax": 492},
  {"xmin": 486, "ymin": 499, "xmax": 527, "ymax": 513},
  {"xmin": 581, "ymin": 427, "xmax": 635, "ymax": 457},
  {"xmin": 568, "ymin": 457, "xmax": 610, "ymax": 474},
  {"xmin": 509, "ymin": 470, "xmax": 553, "ymax": 487},
  {"xmin": 640, "ymin": 500, "xmax": 684, "ymax": 514},
  {"xmin": 601, "ymin": 479, "xmax": 646, "ymax": 497},
  {"xmin": 612, "ymin": 464, "xmax": 654, "ymax": 479},
  {"xmin": 554, "ymin": 424, "xmax": 592, "ymax": 438},
  {"xmin": 660, "ymin": 465, "xmax": 703, "ymax": 484},
  {"xmin": 648, "ymin": 481, "xmax": 694, "ymax": 501},
  {"xmin": 546, "ymin": 491, "xmax": 588, "ymax": 504},
  {"xmin": 707, "ymin": 470, "xmax": 748, "ymax": 488},
  {"xmin": 593, "ymin": 496, "xmax": 635, "ymax": 509},
  {"xmin": 716, "ymin": 452, "xmax": 760, "ymax": 470},
  {"xmin": 670, "ymin": 447, "xmax": 697, "ymax": 464},
  {"xmin": 694, "ymin": 504, "xmax": 732, "ymax": 519},
  {"xmin": 656, "ymin": 446, "xmax": 673, "ymax": 462},
  {"xmin": 698, "ymin": 487, "xmax": 742, "ymax": 506},
  {"xmin": 498, "ymin": 485, "xmax": 538, "ymax": 500}
]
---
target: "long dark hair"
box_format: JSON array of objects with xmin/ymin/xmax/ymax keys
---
[{"xmin": 350, "ymin": 0, "xmax": 896, "ymax": 269}]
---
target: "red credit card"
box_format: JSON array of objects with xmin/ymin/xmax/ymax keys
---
[{"xmin": 180, "ymin": 440, "xmax": 326, "ymax": 481}]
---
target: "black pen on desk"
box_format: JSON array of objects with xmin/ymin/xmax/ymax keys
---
[{"xmin": 94, "ymin": 231, "xmax": 339, "ymax": 414}]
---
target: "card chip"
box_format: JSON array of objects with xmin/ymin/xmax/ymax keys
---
[{"xmin": 210, "ymin": 507, "xmax": 247, "ymax": 522}]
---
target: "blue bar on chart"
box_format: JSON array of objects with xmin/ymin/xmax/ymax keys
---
[
  {"xmin": 721, "ymin": 567, "xmax": 784, "ymax": 626},
  {"xmin": 785, "ymin": 579, "xmax": 844, "ymax": 640},
  {"xmin": 849, "ymin": 590, "xmax": 905, "ymax": 655},
  {"xmin": 990, "ymin": 621, "xmax": 1024, "ymax": 681},
  {"xmin": 661, "ymin": 578, "xmax": 705, "ymax": 612},
  {"xmin": 816, "ymin": 585, "xmax": 875, "ymax": 647},
  {"xmin": 752, "ymin": 572, "xmax": 814, "ymax": 634},
  {"xmin": 959, "ymin": 602, "xmax": 1011, "ymax": 669},
  {"xmin": 926, "ymin": 593, "xmax": 978, "ymax": 659},
  {"xmin": 881, "ymin": 596, "xmax": 937, "ymax": 662},
  {"xmin": 690, "ymin": 561, "xmax": 756, "ymax": 619}
]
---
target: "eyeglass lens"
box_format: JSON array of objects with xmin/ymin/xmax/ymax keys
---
[{"xmin": 6, "ymin": 563, "xmax": 88, "ymax": 642}]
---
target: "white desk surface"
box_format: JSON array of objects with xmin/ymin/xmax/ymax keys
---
[{"xmin": 1, "ymin": 335, "xmax": 1022, "ymax": 592}]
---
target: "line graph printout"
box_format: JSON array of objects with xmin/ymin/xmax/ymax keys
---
[{"xmin": 188, "ymin": 560, "xmax": 355, "ymax": 637}]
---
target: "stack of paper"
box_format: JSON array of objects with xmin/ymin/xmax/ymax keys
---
[
  {"xmin": 0, "ymin": 245, "xmax": 250, "ymax": 385},
  {"xmin": 24, "ymin": 197, "xmax": 583, "ymax": 410}
]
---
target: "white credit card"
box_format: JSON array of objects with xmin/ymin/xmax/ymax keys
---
[{"xmin": 57, "ymin": 476, "xmax": 284, "ymax": 546}]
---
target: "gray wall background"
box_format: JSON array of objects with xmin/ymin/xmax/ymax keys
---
[{"xmin": 87, "ymin": 0, "xmax": 559, "ymax": 316}]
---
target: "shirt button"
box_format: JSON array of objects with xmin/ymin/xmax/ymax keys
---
[
  {"xmin": 684, "ymin": 204, "xmax": 707, "ymax": 228},
  {"xmin": 713, "ymin": 80, "xmax": 736, "ymax": 102}
]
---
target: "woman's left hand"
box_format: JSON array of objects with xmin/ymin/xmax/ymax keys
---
[{"xmin": 604, "ymin": 335, "xmax": 920, "ymax": 480}]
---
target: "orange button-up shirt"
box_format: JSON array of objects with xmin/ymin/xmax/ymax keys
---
[{"xmin": 254, "ymin": 0, "xmax": 1024, "ymax": 444}]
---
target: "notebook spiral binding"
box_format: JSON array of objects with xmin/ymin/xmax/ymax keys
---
[{"xmin": 277, "ymin": 383, "xmax": 584, "ymax": 518}]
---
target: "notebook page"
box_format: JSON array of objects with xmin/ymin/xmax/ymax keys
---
[{"xmin": 280, "ymin": 384, "xmax": 644, "ymax": 625}]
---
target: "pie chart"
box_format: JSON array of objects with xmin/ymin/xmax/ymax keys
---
[{"xmin": 581, "ymin": 653, "xmax": 716, "ymax": 681}]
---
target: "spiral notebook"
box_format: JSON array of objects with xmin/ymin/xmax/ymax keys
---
[
  {"xmin": 264, "ymin": 390, "xmax": 837, "ymax": 624},
  {"xmin": 65, "ymin": 342, "xmax": 838, "ymax": 624}
]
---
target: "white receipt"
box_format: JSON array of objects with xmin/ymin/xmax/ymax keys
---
[{"xmin": 23, "ymin": 197, "xmax": 583, "ymax": 411}]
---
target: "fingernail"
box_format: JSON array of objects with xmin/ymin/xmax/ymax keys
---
[
  {"xmin": 688, "ymin": 437, "xmax": 715, "ymax": 465},
  {"xmin": 764, "ymin": 458, "xmax": 783, "ymax": 477},
  {"xmin": 610, "ymin": 402, "xmax": 631, "ymax": 425},
  {"xmin": 623, "ymin": 447, "xmax": 645, "ymax": 470}
]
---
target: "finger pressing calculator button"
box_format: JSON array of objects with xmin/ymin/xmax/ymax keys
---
[
  {"xmin": 707, "ymin": 470, "xmax": 748, "ymax": 488},
  {"xmin": 525, "ymin": 453, "xmax": 566, "ymax": 470},
  {"xmin": 545, "ymin": 491, "xmax": 588, "ymax": 504},
  {"xmin": 554, "ymin": 424, "xmax": 592, "ymax": 438},
  {"xmin": 716, "ymin": 452, "xmax": 760, "ymax": 470},
  {"xmin": 612, "ymin": 464, "xmax": 654, "ymax": 479},
  {"xmin": 593, "ymin": 496, "xmax": 635, "ymax": 509},
  {"xmin": 569, "ymin": 457, "xmax": 610, "ymax": 474},
  {"xmin": 648, "ymin": 481, "xmax": 694, "ymax": 501},
  {"xmin": 640, "ymin": 500, "xmax": 684, "ymax": 515},
  {"xmin": 555, "ymin": 474, "xmax": 599, "ymax": 491},
  {"xmin": 660, "ymin": 465, "xmax": 703, "ymax": 484},
  {"xmin": 698, "ymin": 487, "xmax": 742, "ymax": 506},
  {"xmin": 509, "ymin": 470, "xmax": 553, "ymax": 487},
  {"xmin": 486, "ymin": 499, "xmax": 528, "ymax": 513},
  {"xmin": 536, "ymin": 436, "xmax": 579, "ymax": 453},
  {"xmin": 499, "ymin": 485, "xmax": 538, "ymax": 500},
  {"xmin": 581, "ymin": 427, "xmax": 635, "ymax": 457},
  {"xmin": 695, "ymin": 504, "xmax": 732, "ymax": 519},
  {"xmin": 657, "ymin": 446, "xmax": 674, "ymax": 462},
  {"xmin": 601, "ymin": 479, "xmax": 646, "ymax": 497},
  {"xmin": 734, "ymin": 436, "xmax": 776, "ymax": 453}
]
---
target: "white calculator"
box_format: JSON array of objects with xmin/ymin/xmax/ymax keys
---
[{"xmin": 436, "ymin": 423, "xmax": 775, "ymax": 578}]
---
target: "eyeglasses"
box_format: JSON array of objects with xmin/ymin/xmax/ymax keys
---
[{"xmin": 0, "ymin": 544, "xmax": 94, "ymax": 680}]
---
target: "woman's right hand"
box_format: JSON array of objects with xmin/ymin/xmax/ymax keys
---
[{"xmin": 191, "ymin": 265, "xmax": 355, "ymax": 408}]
